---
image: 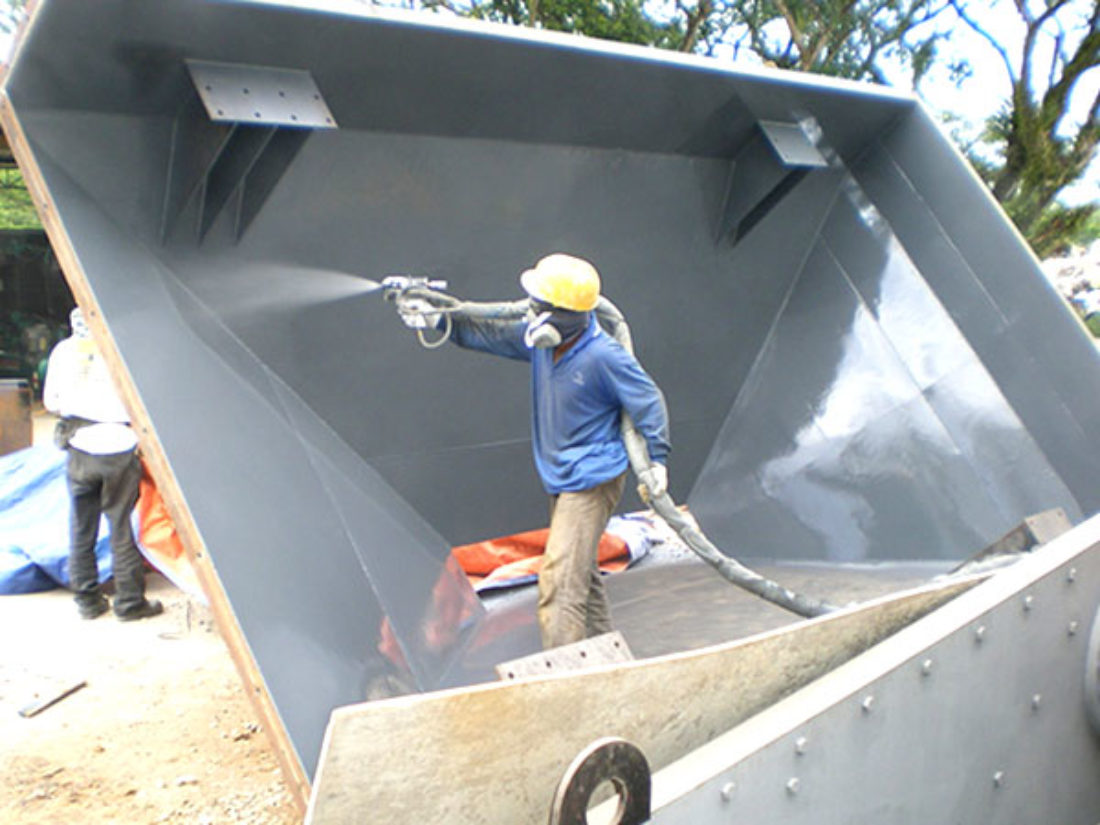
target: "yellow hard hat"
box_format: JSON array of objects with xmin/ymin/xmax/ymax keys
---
[{"xmin": 520, "ymin": 253, "xmax": 601, "ymax": 312}]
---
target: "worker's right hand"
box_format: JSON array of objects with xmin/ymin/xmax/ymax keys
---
[
  {"xmin": 637, "ymin": 462, "xmax": 668, "ymax": 504},
  {"xmin": 396, "ymin": 297, "xmax": 442, "ymax": 330}
]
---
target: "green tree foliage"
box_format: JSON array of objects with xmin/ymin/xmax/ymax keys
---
[
  {"xmin": 455, "ymin": 0, "xmax": 684, "ymax": 47},
  {"xmin": 0, "ymin": 0, "xmax": 26, "ymax": 35},
  {"xmin": 719, "ymin": 0, "xmax": 951, "ymax": 84},
  {"xmin": 1068, "ymin": 206, "xmax": 1100, "ymax": 246},
  {"xmin": 0, "ymin": 168, "xmax": 40, "ymax": 229},
  {"xmin": 0, "ymin": 1, "xmax": 38, "ymax": 230},
  {"xmin": 950, "ymin": 1, "xmax": 1100, "ymax": 257},
  {"xmin": 420, "ymin": 0, "xmax": 954, "ymax": 73}
]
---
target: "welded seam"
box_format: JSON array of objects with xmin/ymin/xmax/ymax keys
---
[{"xmin": 688, "ymin": 171, "xmax": 846, "ymax": 501}]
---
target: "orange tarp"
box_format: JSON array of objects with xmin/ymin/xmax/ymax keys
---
[
  {"xmin": 136, "ymin": 459, "xmax": 202, "ymax": 598},
  {"xmin": 452, "ymin": 527, "xmax": 630, "ymax": 591},
  {"xmin": 137, "ymin": 456, "xmax": 633, "ymax": 599}
]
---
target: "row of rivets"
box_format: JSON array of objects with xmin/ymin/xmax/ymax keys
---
[
  {"xmin": 717, "ymin": 563, "xmax": 1087, "ymax": 810},
  {"xmin": 1065, "ymin": 570, "xmax": 1080, "ymax": 655}
]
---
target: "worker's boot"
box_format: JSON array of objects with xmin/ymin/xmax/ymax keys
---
[
  {"xmin": 115, "ymin": 598, "xmax": 164, "ymax": 622},
  {"xmin": 76, "ymin": 594, "xmax": 110, "ymax": 620}
]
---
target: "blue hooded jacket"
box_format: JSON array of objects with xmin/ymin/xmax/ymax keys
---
[{"xmin": 448, "ymin": 313, "xmax": 670, "ymax": 494}]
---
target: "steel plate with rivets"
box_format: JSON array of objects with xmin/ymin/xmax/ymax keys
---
[{"xmin": 648, "ymin": 520, "xmax": 1100, "ymax": 823}]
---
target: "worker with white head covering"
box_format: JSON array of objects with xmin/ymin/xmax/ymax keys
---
[{"xmin": 43, "ymin": 307, "xmax": 163, "ymax": 621}]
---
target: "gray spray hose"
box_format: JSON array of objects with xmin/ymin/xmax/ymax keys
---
[
  {"xmin": 594, "ymin": 298, "xmax": 836, "ymax": 618},
  {"xmin": 619, "ymin": 421, "xmax": 834, "ymax": 617},
  {"xmin": 405, "ymin": 288, "xmax": 836, "ymax": 618}
]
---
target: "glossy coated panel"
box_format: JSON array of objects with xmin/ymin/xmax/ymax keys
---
[
  {"xmin": 924, "ymin": 362, "xmax": 1081, "ymax": 522},
  {"xmin": 881, "ymin": 114, "xmax": 1100, "ymax": 440},
  {"xmin": 851, "ymin": 146, "xmax": 1010, "ymax": 335},
  {"xmin": 822, "ymin": 188, "xmax": 974, "ymax": 390},
  {"xmin": 690, "ymin": 169, "xmax": 1084, "ymax": 561},
  {"xmin": 856, "ymin": 126, "xmax": 1100, "ymax": 513},
  {"xmin": 878, "ymin": 110, "xmax": 1059, "ymax": 323},
  {"xmin": 974, "ymin": 331, "xmax": 1097, "ymax": 503}
]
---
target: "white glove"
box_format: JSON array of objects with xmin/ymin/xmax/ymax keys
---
[
  {"xmin": 397, "ymin": 297, "xmax": 442, "ymax": 330},
  {"xmin": 637, "ymin": 462, "xmax": 668, "ymax": 503}
]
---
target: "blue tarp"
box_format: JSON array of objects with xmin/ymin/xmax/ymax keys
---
[{"xmin": 0, "ymin": 445, "xmax": 114, "ymax": 594}]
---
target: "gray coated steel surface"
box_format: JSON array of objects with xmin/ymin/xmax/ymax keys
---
[
  {"xmin": 6, "ymin": 0, "xmax": 1100, "ymax": 778},
  {"xmin": 646, "ymin": 519, "xmax": 1100, "ymax": 824}
]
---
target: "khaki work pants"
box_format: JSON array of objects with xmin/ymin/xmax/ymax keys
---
[{"xmin": 537, "ymin": 472, "xmax": 627, "ymax": 649}]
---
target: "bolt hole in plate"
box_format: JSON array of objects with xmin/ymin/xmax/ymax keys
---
[
  {"xmin": 549, "ymin": 737, "xmax": 651, "ymax": 825},
  {"xmin": 1087, "ymin": 604, "xmax": 1100, "ymax": 737}
]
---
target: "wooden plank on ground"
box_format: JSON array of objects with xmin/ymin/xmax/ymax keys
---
[
  {"xmin": 18, "ymin": 679, "xmax": 87, "ymax": 718},
  {"xmin": 306, "ymin": 574, "xmax": 980, "ymax": 825}
]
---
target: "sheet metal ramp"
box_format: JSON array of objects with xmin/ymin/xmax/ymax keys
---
[{"xmin": 306, "ymin": 520, "xmax": 1100, "ymax": 824}]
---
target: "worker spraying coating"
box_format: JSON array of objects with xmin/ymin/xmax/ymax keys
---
[
  {"xmin": 391, "ymin": 254, "xmax": 669, "ymax": 649},
  {"xmin": 386, "ymin": 255, "xmax": 834, "ymax": 644}
]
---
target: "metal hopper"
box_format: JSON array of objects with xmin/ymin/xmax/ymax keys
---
[{"xmin": 4, "ymin": 0, "xmax": 1100, "ymax": 817}]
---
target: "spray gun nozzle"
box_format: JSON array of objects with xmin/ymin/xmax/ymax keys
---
[{"xmin": 381, "ymin": 275, "xmax": 449, "ymax": 300}]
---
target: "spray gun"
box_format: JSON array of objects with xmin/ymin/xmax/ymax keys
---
[
  {"xmin": 382, "ymin": 275, "xmax": 449, "ymax": 326},
  {"xmin": 382, "ymin": 274, "xmax": 537, "ymax": 350},
  {"xmin": 381, "ymin": 275, "xmax": 458, "ymax": 347},
  {"xmin": 381, "ymin": 275, "xmax": 449, "ymax": 298}
]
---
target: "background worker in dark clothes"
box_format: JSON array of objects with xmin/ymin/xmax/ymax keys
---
[
  {"xmin": 395, "ymin": 254, "xmax": 670, "ymax": 649},
  {"xmin": 43, "ymin": 308, "xmax": 163, "ymax": 622}
]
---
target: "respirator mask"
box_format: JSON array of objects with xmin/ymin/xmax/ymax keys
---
[{"xmin": 524, "ymin": 299, "xmax": 589, "ymax": 349}]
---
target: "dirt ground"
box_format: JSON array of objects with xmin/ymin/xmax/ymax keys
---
[
  {"xmin": 0, "ymin": 406, "xmax": 300, "ymax": 824},
  {"xmin": 0, "ymin": 574, "xmax": 300, "ymax": 825}
]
